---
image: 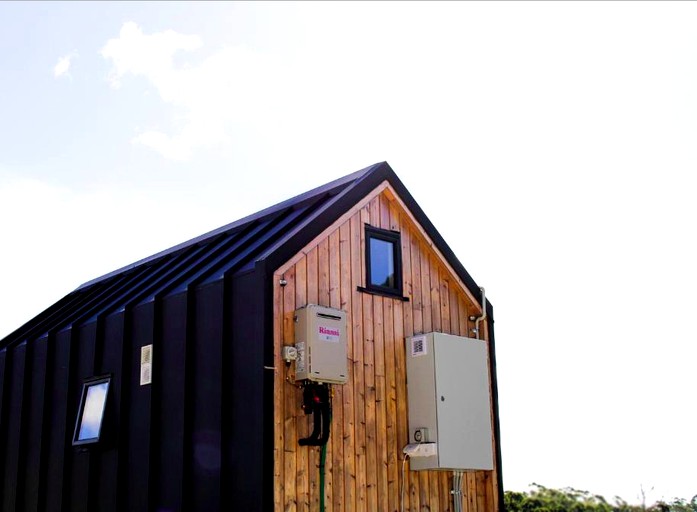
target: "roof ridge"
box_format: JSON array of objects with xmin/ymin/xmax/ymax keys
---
[{"xmin": 76, "ymin": 162, "xmax": 383, "ymax": 291}]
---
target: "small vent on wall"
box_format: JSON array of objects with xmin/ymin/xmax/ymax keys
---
[
  {"xmin": 141, "ymin": 345, "xmax": 153, "ymax": 364},
  {"xmin": 140, "ymin": 344, "xmax": 153, "ymax": 386},
  {"xmin": 140, "ymin": 365, "xmax": 152, "ymax": 386},
  {"xmin": 411, "ymin": 336, "xmax": 426, "ymax": 357}
]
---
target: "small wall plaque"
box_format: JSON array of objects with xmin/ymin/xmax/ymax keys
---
[{"xmin": 140, "ymin": 344, "xmax": 153, "ymax": 386}]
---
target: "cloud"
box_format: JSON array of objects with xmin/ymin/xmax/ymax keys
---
[
  {"xmin": 132, "ymin": 130, "xmax": 192, "ymax": 161},
  {"xmin": 101, "ymin": 22, "xmax": 282, "ymax": 161},
  {"xmin": 53, "ymin": 52, "xmax": 77, "ymax": 79},
  {"xmin": 101, "ymin": 21, "xmax": 202, "ymax": 89}
]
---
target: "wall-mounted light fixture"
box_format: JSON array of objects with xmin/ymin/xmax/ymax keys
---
[{"xmin": 72, "ymin": 375, "xmax": 111, "ymax": 446}]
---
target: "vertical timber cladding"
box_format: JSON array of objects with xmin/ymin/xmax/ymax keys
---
[{"xmin": 273, "ymin": 187, "xmax": 499, "ymax": 512}]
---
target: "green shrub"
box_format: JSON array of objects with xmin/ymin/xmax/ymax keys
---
[{"xmin": 503, "ymin": 484, "xmax": 696, "ymax": 512}]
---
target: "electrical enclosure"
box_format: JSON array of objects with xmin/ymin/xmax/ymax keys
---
[
  {"xmin": 294, "ymin": 304, "xmax": 348, "ymax": 384},
  {"xmin": 406, "ymin": 332, "xmax": 493, "ymax": 471}
]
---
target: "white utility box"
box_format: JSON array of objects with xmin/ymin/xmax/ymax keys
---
[
  {"xmin": 294, "ymin": 305, "xmax": 348, "ymax": 384},
  {"xmin": 406, "ymin": 332, "xmax": 493, "ymax": 471}
]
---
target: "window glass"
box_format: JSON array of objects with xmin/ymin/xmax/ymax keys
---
[
  {"xmin": 77, "ymin": 381, "xmax": 109, "ymax": 441},
  {"xmin": 364, "ymin": 225, "xmax": 403, "ymax": 297},
  {"xmin": 370, "ymin": 237, "xmax": 396, "ymax": 288}
]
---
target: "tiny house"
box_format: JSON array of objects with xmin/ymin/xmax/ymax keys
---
[{"xmin": 0, "ymin": 162, "xmax": 503, "ymax": 512}]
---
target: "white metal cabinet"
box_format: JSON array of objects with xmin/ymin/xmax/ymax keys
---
[{"xmin": 406, "ymin": 332, "xmax": 493, "ymax": 471}]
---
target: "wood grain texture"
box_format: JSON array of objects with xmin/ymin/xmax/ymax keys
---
[{"xmin": 273, "ymin": 189, "xmax": 497, "ymax": 511}]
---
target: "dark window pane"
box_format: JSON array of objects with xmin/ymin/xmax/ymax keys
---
[{"xmin": 370, "ymin": 238, "xmax": 395, "ymax": 288}]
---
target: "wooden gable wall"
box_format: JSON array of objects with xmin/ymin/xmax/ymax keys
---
[{"xmin": 272, "ymin": 183, "xmax": 498, "ymax": 512}]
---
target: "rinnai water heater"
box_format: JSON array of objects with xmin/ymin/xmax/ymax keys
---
[
  {"xmin": 294, "ymin": 304, "xmax": 348, "ymax": 384},
  {"xmin": 405, "ymin": 332, "xmax": 493, "ymax": 471}
]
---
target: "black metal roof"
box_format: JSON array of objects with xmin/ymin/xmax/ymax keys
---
[{"xmin": 0, "ymin": 161, "xmax": 489, "ymax": 349}]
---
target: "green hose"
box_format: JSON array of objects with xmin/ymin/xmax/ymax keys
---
[
  {"xmin": 319, "ymin": 400, "xmax": 331, "ymax": 512},
  {"xmin": 319, "ymin": 442, "xmax": 327, "ymax": 512}
]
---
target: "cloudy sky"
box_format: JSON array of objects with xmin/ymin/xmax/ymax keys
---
[{"xmin": 1, "ymin": 1, "xmax": 695, "ymax": 504}]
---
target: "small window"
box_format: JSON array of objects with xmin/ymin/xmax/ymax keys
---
[
  {"xmin": 365, "ymin": 225, "xmax": 403, "ymax": 297},
  {"xmin": 73, "ymin": 376, "xmax": 111, "ymax": 446}
]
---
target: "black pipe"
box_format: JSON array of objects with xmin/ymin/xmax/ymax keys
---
[{"xmin": 298, "ymin": 383, "xmax": 330, "ymax": 447}]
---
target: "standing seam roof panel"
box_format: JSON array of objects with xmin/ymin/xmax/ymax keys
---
[{"xmin": 0, "ymin": 167, "xmax": 371, "ymax": 350}]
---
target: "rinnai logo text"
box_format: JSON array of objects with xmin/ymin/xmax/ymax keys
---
[{"xmin": 318, "ymin": 326, "xmax": 341, "ymax": 342}]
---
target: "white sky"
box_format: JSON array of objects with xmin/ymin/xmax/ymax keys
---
[{"xmin": 1, "ymin": 1, "xmax": 695, "ymax": 504}]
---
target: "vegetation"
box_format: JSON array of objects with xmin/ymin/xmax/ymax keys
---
[{"xmin": 504, "ymin": 484, "xmax": 697, "ymax": 512}]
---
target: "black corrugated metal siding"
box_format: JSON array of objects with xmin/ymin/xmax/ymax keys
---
[
  {"xmin": 0, "ymin": 162, "xmax": 503, "ymax": 512},
  {"xmin": 0, "ymin": 167, "xmax": 363, "ymax": 512}
]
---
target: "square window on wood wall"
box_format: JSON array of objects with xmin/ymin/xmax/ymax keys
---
[{"xmin": 364, "ymin": 224, "xmax": 404, "ymax": 298}]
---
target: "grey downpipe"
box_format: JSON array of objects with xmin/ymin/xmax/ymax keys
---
[
  {"xmin": 452, "ymin": 470, "xmax": 464, "ymax": 512},
  {"xmin": 470, "ymin": 287, "xmax": 486, "ymax": 340}
]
